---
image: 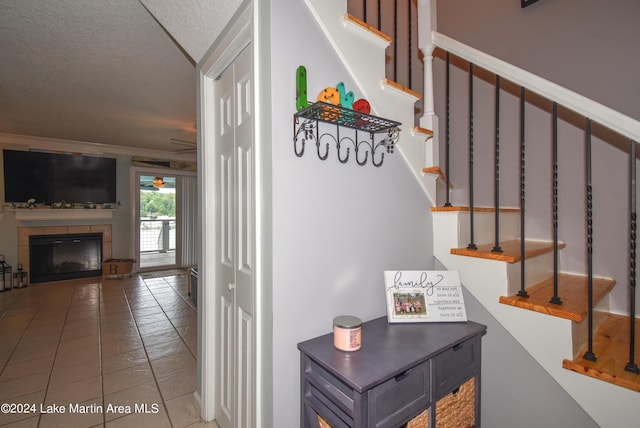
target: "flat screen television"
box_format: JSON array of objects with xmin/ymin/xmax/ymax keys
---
[{"xmin": 3, "ymin": 150, "xmax": 117, "ymax": 204}]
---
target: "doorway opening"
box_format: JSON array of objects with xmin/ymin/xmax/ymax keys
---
[{"xmin": 138, "ymin": 174, "xmax": 177, "ymax": 269}]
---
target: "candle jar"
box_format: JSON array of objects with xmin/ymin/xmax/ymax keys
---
[{"xmin": 333, "ymin": 315, "xmax": 362, "ymax": 352}]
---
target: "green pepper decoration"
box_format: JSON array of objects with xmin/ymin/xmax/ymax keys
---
[{"xmin": 296, "ymin": 65, "xmax": 310, "ymax": 111}]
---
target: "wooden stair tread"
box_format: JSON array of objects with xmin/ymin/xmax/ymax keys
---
[
  {"xmin": 562, "ymin": 314, "xmax": 640, "ymax": 392},
  {"xmin": 431, "ymin": 206, "xmax": 520, "ymax": 213},
  {"xmin": 451, "ymin": 239, "xmax": 563, "ymax": 263},
  {"xmin": 422, "ymin": 166, "xmax": 453, "ymax": 189},
  {"xmin": 413, "ymin": 126, "xmax": 434, "ymax": 138},
  {"xmin": 499, "ymin": 274, "xmax": 616, "ymax": 322},
  {"xmin": 344, "ymin": 13, "xmax": 393, "ymax": 43},
  {"xmin": 382, "ymin": 78, "xmax": 422, "ymax": 99}
]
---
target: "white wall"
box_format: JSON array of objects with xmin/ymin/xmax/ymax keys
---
[
  {"xmin": 269, "ymin": 0, "xmax": 433, "ymax": 426},
  {"xmin": 436, "ymin": 0, "xmax": 640, "ymax": 122}
]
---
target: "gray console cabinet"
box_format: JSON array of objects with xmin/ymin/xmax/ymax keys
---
[{"xmin": 298, "ymin": 316, "xmax": 486, "ymax": 427}]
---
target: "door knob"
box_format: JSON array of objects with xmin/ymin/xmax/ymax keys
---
[{"xmin": 228, "ymin": 282, "xmax": 235, "ymax": 291}]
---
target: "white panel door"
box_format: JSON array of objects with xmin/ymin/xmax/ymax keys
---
[{"xmin": 214, "ymin": 45, "xmax": 254, "ymax": 428}]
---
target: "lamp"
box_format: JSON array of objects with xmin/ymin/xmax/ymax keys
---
[
  {"xmin": 0, "ymin": 255, "xmax": 12, "ymax": 292},
  {"xmin": 153, "ymin": 177, "xmax": 165, "ymax": 188}
]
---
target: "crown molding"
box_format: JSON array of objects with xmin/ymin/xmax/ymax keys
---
[{"xmin": 0, "ymin": 133, "xmax": 197, "ymax": 161}]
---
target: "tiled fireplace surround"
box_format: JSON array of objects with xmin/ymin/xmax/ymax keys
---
[{"xmin": 17, "ymin": 224, "xmax": 112, "ymax": 284}]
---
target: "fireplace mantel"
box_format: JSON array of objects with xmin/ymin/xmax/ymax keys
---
[{"xmin": 10, "ymin": 208, "xmax": 116, "ymax": 221}]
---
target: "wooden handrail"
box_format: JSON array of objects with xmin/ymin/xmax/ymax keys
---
[{"xmin": 430, "ymin": 31, "xmax": 640, "ymax": 144}]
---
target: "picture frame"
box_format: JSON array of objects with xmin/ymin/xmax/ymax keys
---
[
  {"xmin": 387, "ymin": 288, "xmax": 430, "ymax": 323},
  {"xmin": 521, "ymin": 0, "xmax": 540, "ymax": 8},
  {"xmin": 384, "ymin": 270, "xmax": 468, "ymax": 323}
]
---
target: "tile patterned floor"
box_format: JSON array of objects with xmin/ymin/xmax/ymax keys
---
[{"xmin": 0, "ymin": 269, "xmax": 218, "ymax": 428}]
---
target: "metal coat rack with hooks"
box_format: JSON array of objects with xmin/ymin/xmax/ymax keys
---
[{"xmin": 293, "ymin": 102, "xmax": 401, "ymax": 167}]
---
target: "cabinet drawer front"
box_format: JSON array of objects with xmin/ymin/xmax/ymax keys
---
[
  {"xmin": 433, "ymin": 336, "xmax": 480, "ymax": 397},
  {"xmin": 303, "ymin": 357, "xmax": 355, "ymax": 416},
  {"xmin": 368, "ymin": 360, "xmax": 431, "ymax": 428}
]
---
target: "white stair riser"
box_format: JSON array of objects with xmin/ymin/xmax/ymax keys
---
[
  {"xmin": 456, "ymin": 211, "xmax": 520, "ymax": 246},
  {"xmin": 506, "ymin": 251, "xmax": 554, "ymax": 295},
  {"xmin": 571, "ymin": 306, "xmax": 609, "ymax": 358},
  {"xmin": 433, "ymin": 210, "xmax": 520, "ymax": 249}
]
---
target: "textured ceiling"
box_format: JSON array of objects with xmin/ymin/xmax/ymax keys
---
[
  {"xmin": 140, "ymin": 0, "xmax": 243, "ymax": 63},
  {"xmin": 0, "ymin": 0, "xmax": 236, "ymax": 155}
]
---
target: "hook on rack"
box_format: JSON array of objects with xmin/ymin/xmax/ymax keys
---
[
  {"xmin": 336, "ymin": 136, "xmax": 353, "ymax": 164},
  {"xmin": 316, "ymin": 133, "xmax": 332, "ymax": 160},
  {"xmin": 294, "ymin": 117, "xmax": 316, "ymax": 157}
]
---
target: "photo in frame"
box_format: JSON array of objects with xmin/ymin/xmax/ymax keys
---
[{"xmin": 384, "ymin": 270, "xmax": 467, "ymax": 323}]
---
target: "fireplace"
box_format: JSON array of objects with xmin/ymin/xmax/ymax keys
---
[
  {"xmin": 29, "ymin": 233, "xmax": 103, "ymax": 283},
  {"xmin": 18, "ymin": 224, "xmax": 113, "ymax": 283}
]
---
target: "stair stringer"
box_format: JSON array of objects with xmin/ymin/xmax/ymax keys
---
[
  {"xmin": 304, "ymin": 0, "xmax": 438, "ymax": 205},
  {"xmin": 433, "ymin": 210, "xmax": 639, "ymax": 428}
]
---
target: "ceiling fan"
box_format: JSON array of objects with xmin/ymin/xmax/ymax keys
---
[{"xmin": 170, "ymin": 138, "xmax": 197, "ymax": 154}]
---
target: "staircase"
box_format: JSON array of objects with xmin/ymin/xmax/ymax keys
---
[
  {"xmin": 431, "ymin": 207, "xmax": 640, "ymax": 426},
  {"xmin": 306, "ymin": 0, "xmax": 640, "ymax": 426}
]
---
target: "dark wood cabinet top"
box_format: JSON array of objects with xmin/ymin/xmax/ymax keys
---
[{"xmin": 298, "ymin": 316, "xmax": 486, "ymax": 393}]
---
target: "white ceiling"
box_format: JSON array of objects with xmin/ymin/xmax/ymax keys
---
[{"xmin": 0, "ymin": 0, "xmax": 239, "ymax": 156}]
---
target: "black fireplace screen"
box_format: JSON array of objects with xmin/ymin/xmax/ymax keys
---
[{"xmin": 29, "ymin": 233, "xmax": 103, "ymax": 283}]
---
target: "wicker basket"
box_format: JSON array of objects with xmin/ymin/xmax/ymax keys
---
[
  {"xmin": 317, "ymin": 415, "xmax": 331, "ymax": 428},
  {"xmin": 407, "ymin": 409, "xmax": 430, "ymax": 428},
  {"xmin": 435, "ymin": 377, "xmax": 476, "ymax": 428}
]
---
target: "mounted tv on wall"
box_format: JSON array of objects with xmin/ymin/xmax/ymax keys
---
[{"xmin": 2, "ymin": 150, "xmax": 117, "ymax": 204}]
